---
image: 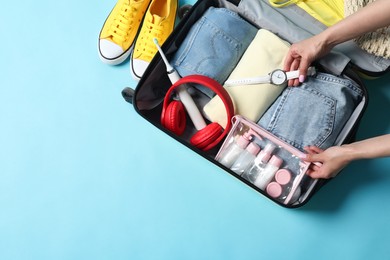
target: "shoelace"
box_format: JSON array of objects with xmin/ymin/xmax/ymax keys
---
[
  {"xmin": 109, "ymin": 1, "xmax": 137, "ymax": 44},
  {"xmin": 135, "ymin": 18, "xmax": 165, "ymax": 60}
]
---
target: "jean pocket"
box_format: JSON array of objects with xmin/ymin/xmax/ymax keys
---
[{"xmin": 259, "ymin": 86, "xmax": 336, "ymax": 151}]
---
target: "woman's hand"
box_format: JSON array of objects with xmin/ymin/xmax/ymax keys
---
[
  {"xmin": 284, "ymin": 0, "xmax": 390, "ymax": 87},
  {"xmin": 302, "ymin": 145, "xmax": 352, "ymax": 179},
  {"xmin": 284, "ymin": 35, "xmax": 332, "ymax": 86}
]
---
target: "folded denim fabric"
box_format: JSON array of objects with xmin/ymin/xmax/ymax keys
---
[
  {"xmin": 258, "ymin": 72, "xmax": 364, "ymax": 151},
  {"xmin": 170, "ymin": 7, "xmax": 257, "ymax": 98},
  {"xmin": 203, "ymin": 29, "xmax": 290, "ymax": 127}
]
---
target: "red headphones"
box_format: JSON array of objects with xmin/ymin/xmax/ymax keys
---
[{"xmin": 161, "ymin": 75, "xmax": 234, "ymax": 151}]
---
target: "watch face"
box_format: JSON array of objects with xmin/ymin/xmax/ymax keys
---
[{"xmin": 270, "ymin": 69, "xmax": 287, "ymax": 85}]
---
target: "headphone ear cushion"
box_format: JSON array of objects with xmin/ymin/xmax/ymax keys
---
[
  {"xmin": 163, "ymin": 100, "xmax": 186, "ymax": 135},
  {"xmin": 190, "ymin": 122, "xmax": 223, "ymax": 150}
]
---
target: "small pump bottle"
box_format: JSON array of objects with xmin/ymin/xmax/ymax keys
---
[
  {"xmin": 230, "ymin": 142, "xmax": 261, "ymax": 176},
  {"xmin": 242, "ymin": 143, "xmax": 276, "ymax": 183},
  {"xmin": 217, "ymin": 133, "xmax": 252, "ymax": 168},
  {"xmin": 254, "ymin": 155, "xmax": 283, "ymax": 190}
]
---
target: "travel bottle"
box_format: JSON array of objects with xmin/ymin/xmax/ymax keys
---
[
  {"xmin": 266, "ymin": 182, "xmax": 283, "ymax": 199},
  {"xmin": 275, "ymin": 169, "xmax": 292, "ymax": 186},
  {"xmin": 242, "ymin": 143, "xmax": 276, "ymax": 183},
  {"xmin": 230, "ymin": 142, "xmax": 261, "ymax": 176},
  {"xmin": 267, "ymin": 169, "xmax": 302, "ymax": 204},
  {"xmin": 254, "ymin": 155, "xmax": 283, "ymax": 190},
  {"xmin": 282, "ymin": 185, "xmax": 301, "ymax": 204},
  {"xmin": 277, "ymin": 169, "xmax": 302, "ymax": 204},
  {"xmin": 267, "ymin": 181, "xmax": 301, "ymax": 204},
  {"xmin": 217, "ymin": 132, "xmax": 253, "ymax": 168}
]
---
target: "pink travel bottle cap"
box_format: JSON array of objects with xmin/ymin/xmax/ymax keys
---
[
  {"xmin": 256, "ymin": 150, "xmax": 271, "ymax": 164},
  {"xmin": 268, "ymin": 155, "xmax": 283, "ymax": 168},
  {"xmin": 266, "ymin": 182, "xmax": 282, "ymax": 198},
  {"xmin": 255, "ymin": 143, "xmax": 275, "ymax": 163},
  {"xmin": 246, "ymin": 142, "xmax": 260, "ymax": 155},
  {"xmin": 236, "ymin": 135, "xmax": 251, "ymax": 148},
  {"xmin": 275, "ymin": 169, "xmax": 292, "ymax": 185}
]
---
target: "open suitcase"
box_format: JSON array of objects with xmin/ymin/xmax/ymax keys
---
[{"xmin": 122, "ymin": 0, "xmax": 390, "ymax": 208}]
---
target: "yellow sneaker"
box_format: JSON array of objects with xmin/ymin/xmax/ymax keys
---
[
  {"xmin": 130, "ymin": 0, "xmax": 178, "ymax": 80},
  {"xmin": 98, "ymin": 0, "xmax": 151, "ymax": 65}
]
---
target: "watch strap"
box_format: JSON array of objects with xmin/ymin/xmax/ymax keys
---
[
  {"xmin": 286, "ymin": 70, "xmax": 299, "ymax": 80},
  {"xmin": 286, "ymin": 66, "xmax": 316, "ymax": 79},
  {"xmin": 225, "ymin": 67, "xmax": 316, "ymax": 86},
  {"xmin": 224, "ymin": 75, "xmax": 270, "ymax": 86}
]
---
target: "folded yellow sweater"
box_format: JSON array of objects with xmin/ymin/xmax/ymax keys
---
[
  {"xmin": 203, "ymin": 29, "xmax": 290, "ymax": 127},
  {"xmin": 269, "ymin": 0, "xmax": 344, "ymax": 26}
]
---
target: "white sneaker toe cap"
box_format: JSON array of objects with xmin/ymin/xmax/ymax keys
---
[
  {"xmin": 99, "ymin": 39, "xmax": 127, "ymax": 64},
  {"xmin": 131, "ymin": 58, "xmax": 150, "ymax": 80}
]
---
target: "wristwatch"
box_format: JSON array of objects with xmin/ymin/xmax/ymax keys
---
[{"xmin": 224, "ymin": 67, "xmax": 316, "ymax": 86}]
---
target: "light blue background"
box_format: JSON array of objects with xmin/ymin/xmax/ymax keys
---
[{"xmin": 1, "ymin": 0, "xmax": 390, "ymax": 259}]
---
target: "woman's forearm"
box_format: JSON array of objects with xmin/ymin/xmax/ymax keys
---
[
  {"xmin": 341, "ymin": 134, "xmax": 390, "ymax": 161},
  {"xmin": 303, "ymin": 134, "xmax": 390, "ymax": 179},
  {"xmin": 318, "ymin": 0, "xmax": 390, "ymax": 48}
]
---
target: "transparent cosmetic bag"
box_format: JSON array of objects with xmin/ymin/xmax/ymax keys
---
[{"xmin": 215, "ymin": 115, "xmax": 317, "ymax": 206}]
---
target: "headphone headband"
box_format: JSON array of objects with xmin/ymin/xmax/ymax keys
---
[{"xmin": 162, "ymin": 75, "xmax": 234, "ymax": 151}]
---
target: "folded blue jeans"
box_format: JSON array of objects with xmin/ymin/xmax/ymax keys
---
[
  {"xmin": 258, "ymin": 72, "xmax": 364, "ymax": 151},
  {"xmin": 170, "ymin": 7, "xmax": 258, "ymax": 98}
]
